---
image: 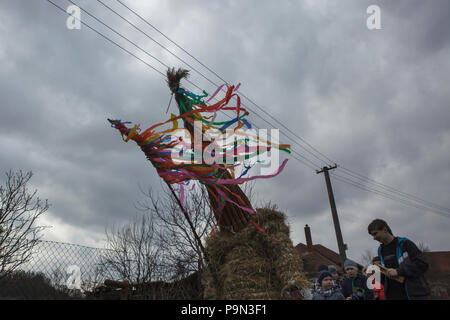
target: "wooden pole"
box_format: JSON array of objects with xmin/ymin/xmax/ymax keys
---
[{"xmin": 317, "ymin": 165, "xmax": 347, "ymax": 268}]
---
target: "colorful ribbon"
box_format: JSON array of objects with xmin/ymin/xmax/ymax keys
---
[{"xmin": 109, "ymin": 82, "xmax": 291, "ymax": 231}]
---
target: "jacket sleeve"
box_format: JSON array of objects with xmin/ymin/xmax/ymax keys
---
[
  {"xmin": 340, "ymin": 280, "xmax": 351, "ymax": 298},
  {"xmin": 397, "ymin": 240, "xmax": 429, "ymax": 278}
]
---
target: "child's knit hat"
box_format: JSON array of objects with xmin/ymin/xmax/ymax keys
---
[
  {"xmin": 344, "ymin": 259, "xmax": 359, "ymax": 270},
  {"xmin": 318, "ymin": 271, "xmax": 333, "ymax": 286}
]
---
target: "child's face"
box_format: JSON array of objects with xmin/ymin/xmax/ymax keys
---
[
  {"xmin": 345, "ymin": 267, "xmax": 357, "ymax": 277},
  {"xmin": 332, "ymin": 272, "xmax": 339, "ymax": 280},
  {"xmin": 370, "ymin": 227, "xmax": 390, "ymax": 243},
  {"xmin": 321, "ymin": 276, "xmax": 334, "ymax": 291}
]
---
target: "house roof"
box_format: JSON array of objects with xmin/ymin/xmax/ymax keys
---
[
  {"xmin": 295, "ymin": 243, "xmax": 342, "ymax": 276},
  {"xmin": 295, "ymin": 225, "xmax": 363, "ymax": 277}
]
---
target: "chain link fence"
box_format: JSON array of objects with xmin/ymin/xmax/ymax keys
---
[
  {"xmin": 0, "ymin": 240, "xmax": 110, "ymax": 299},
  {"xmin": 0, "ymin": 240, "xmax": 201, "ymax": 300}
]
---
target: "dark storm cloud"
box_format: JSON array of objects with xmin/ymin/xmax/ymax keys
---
[
  {"xmin": 1, "ymin": 0, "xmax": 449, "ymax": 260},
  {"xmin": 0, "ymin": 0, "xmax": 169, "ymax": 239}
]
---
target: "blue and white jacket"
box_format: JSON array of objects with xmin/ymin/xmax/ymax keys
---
[{"xmin": 378, "ymin": 237, "xmax": 430, "ymax": 299}]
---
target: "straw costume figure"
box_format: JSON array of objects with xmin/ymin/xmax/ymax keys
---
[
  {"xmin": 167, "ymin": 68, "xmax": 308, "ymax": 299},
  {"xmin": 167, "ymin": 68, "xmax": 254, "ymax": 233},
  {"xmin": 109, "ymin": 67, "xmax": 308, "ymax": 299}
]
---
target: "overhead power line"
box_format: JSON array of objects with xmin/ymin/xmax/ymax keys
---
[
  {"xmin": 57, "ymin": 0, "xmax": 326, "ymax": 172},
  {"xmin": 330, "ymin": 172, "xmax": 450, "ymax": 219},
  {"xmin": 114, "ymin": 0, "xmax": 231, "ymax": 91},
  {"xmin": 107, "ymin": 0, "xmax": 450, "ymax": 219},
  {"xmin": 113, "ymin": 0, "xmax": 333, "ymax": 167},
  {"xmin": 97, "ymin": 0, "xmax": 330, "ymax": 170},
  {"xmin": 46, "ymin": 0, "xmax": 166, "ymax": 78},
  {"xmin": 338, "ymin": 166, "xmax": 450, "ymax": 214}
]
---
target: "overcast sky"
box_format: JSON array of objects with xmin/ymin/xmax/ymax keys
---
[{"xmin": 1, "ymin": 0, "xmax": 449, "ymax": 264}]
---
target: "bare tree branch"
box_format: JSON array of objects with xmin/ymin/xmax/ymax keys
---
[
  {"xmin": 417, "ymin": 242, "xmax": 430, "ymax": 253},
  {"xmin": 138, "ymin": 183, "xmax": 216, "ymax": 272},
  {"xmin": 360, "ymin": 249, "xmax": 376, "ymax": 267},
  {"xmin": 100, "ymin": 213, "xmax": 162, "ymax": 284},
  {"xmin": 99, "ymin": 182, "xmax": 217, "ymax": 299}
]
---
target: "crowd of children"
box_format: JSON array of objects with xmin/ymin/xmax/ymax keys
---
[{"xmin": 310, "ymin": 261, "xmax": 378, "ymax": 300}]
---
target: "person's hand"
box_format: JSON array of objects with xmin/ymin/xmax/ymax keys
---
[
  {"xmin": 346, "ymin": 296, "xmax": 353, "ymax": 300},
  {"xmin": 386, "ymin": 268, "xmax": 398, "ymax": 278}
]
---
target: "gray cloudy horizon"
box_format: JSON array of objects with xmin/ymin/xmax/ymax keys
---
[{"xmin": 1, "ymin": 0, "xmax": 449, "ymax": 264}]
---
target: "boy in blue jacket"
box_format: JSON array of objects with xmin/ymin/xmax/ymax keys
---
[{"xmin": 341, "ymin": 260, "xmax": 374, "ymax": 300}]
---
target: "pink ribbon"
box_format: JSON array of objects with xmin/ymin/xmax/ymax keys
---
[{"xmin": 206, "ymin": 84, "xmax": 226, "ymax": 103}]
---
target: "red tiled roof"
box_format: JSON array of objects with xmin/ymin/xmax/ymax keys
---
[
  {"xmin": 312, "ymin": 244, "xmax": 341, "ymax": 265},
  {"xmin": 295, "ymin": 225, "xmax": 361, "ymax": 276},
  {"xmin": 295, "ymin": 243, "xmax": 308, "ymax": 252},
  {"xmin": 295, "ymin": 243, "xmax": 342, "ymax": 275}
]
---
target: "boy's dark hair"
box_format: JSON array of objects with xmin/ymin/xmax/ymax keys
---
[{"xmin": 368, "ymin": 219, "xmax": 393, "ymax": 236}]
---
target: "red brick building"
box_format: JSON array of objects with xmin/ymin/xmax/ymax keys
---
[{"xmin": 294, "ymin": 224, "xmax": 361, "ymax": 279}]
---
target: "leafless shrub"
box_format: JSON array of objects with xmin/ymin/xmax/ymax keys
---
[{"xmin": 0, "ymin": 170, "xmax": 49, "ymax": 280}]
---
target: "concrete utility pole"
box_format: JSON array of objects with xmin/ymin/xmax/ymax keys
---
[{"xmin": 316, "ymin": 165, "xmax": 347, "ymax": 268}]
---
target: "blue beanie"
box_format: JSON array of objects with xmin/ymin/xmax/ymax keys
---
[{"xmin": 318, "ymin": 271, "xmax": 333, "ymax": 286}]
